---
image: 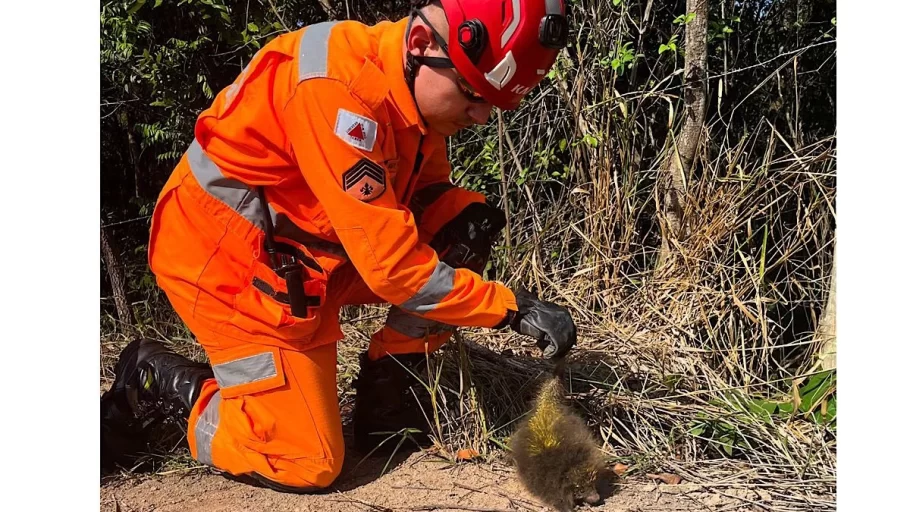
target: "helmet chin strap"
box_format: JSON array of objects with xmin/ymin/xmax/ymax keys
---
[{"xmin": 404, "ymin": 6, "xmax": 457, "ymax": 123}]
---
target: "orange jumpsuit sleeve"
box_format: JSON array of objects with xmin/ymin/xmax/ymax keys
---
[
  {"xmin": 407, "ymin": 148, "xmax": 490, "ymax": 242},
  {"xmin": 281, "ymin": 78, "xmax": 517, "ymax": 328}
]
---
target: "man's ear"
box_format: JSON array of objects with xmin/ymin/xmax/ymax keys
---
[{"xmin": 406, "ymin": 23, "xmax": 435, "ymax": 56}]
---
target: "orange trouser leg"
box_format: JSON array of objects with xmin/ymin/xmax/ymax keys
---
[
  {"xmin": 185, "ymin": 335, "xmax": 344, "ymax": 490},
  {"xmin": 158, "ymin": 275, "xmax": 345, "ymax": 490}
]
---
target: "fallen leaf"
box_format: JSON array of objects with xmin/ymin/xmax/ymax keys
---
[
  {"xmin": 456, "ymin": 448, "xmax": 479, "ymax": 461},
  {"xmin": 646, "ymin": 472, "xmax": 683, "ymax": 485},
  {"xmin": 613, "ymin": 463, "xmax": 629, "ymax": 476}
]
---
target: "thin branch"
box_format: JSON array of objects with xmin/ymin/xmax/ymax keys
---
[{"xmin": 409, "ymin": 505, "xmax": 516, "ymax": 512}]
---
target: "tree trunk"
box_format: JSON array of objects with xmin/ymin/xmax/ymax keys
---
[
  {"xmin": 101, "ymin": 223, "xmax": 134, "ymax": 327},
  {"xmin": 117, "ymin": 110, "xmax": 142, "ymax": 201},
  {"xmin": 120, "ymin": 110, "xmax": 143, "ymax": 200},
  {"xmin": 317, "ymin": 0, "xmax": 338, "ymax": 18},
  {"xmin": 813, "ymin": 247, "xmax": 836, "ymax": 371},
  {"xmin": 658, "ymin": 0, "xmax": 708, "ymax": 267}
]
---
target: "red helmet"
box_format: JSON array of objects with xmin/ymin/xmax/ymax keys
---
[{"xmin": 407, "ymin": 0, "xmax": 569, "ymax": 110}]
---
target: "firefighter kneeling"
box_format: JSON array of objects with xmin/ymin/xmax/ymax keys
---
[{"xmin": 101, "ymin": 0, "xmax": 576, "ymax": 493}]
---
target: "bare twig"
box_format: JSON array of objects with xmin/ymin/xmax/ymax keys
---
[
  {"xmin": 331, "ymin": 490, "xmax": 392, "ymax": 512},
  {"xmin": 409, "ymin": 505, "xmax": 516, "ymax": 512}
]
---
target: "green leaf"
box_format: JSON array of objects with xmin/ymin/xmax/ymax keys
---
[
  {"xmin": 559, "ymin": 139, "xmax": 567, "ymax": 152},
  {"xmin": 127, "ymin": 0, "xmax": 147, "ymax": 16},
  {"xmin": 719, "ymin": 434, "xmax": 734, "ymax": 456},
  {"xmin": 676, "ymin": 12, "xmax": 697, "ymax": 24},
  {"xmin": 746, "ymin": 400, "xmax": 775, "ymax": 424},
  {"xmin": 154, "ymin": 0, "xmax": 163, "ymax": 7},
  {"xmin": 798, "ymin": 370, "xmax": 836, "ymax": 413},
  {"xmin": 612, "ymin": 0, "xmax": 622, "ymax": 5},
  {"xmin": 247, "ymin": 22, "xmax": 259, "ymax": 33},
  {"xmin": 831, "ymin": 17, "xmax": 837, "ymax": 26},
  {"xmin": 723, "ymin": 26, "xmax": 734, "ymax": 34}
]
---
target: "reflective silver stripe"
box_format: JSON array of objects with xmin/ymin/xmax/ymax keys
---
[
  {"xmin": 400, "ymin": 261, "xmax": 456, "ymax": 313},
  {"xmin": 212, "ymin": 352, "xmax": 278, "ymax": 389},
  {"xmin": 187, "ymin": 139, "xmax": 263, "ymax": 230},
  {"xmin": 385, "ymin": 306, "xmax": 455, "ymax": 338},
  {"xmin": 185, "ymin": 139, "xmax": 348, "ymax": 258},
  {"xmin": 501, "ymin": 0, "xmax": 521, "ymax": 48},
  {"xmin": 194, "ymin": 391, "xmax": 222, "ymax": 466},
  {"xmin": 298, "ymin": 21, "xmax": 339, "ymax": 82},
  {"xmin": 408, "ymin": 182, "xmax": 454, "ymax": 226},
  {"xmin": 545, "ymin": 0, "xmax": 563, "ymax": 15}
]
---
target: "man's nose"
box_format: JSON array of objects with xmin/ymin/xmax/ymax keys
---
[{"xmin": 467, "ymin": 102, "xmax": 494, "ymax": 125}]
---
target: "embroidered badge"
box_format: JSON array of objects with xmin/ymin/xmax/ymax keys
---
[
  {"xmin": 342, "ymin": 159, "xmax": 386, "ymax": 202},
  {"xmin": 334, "ymin": 108, "xmax": 378, "ymax": 152}
]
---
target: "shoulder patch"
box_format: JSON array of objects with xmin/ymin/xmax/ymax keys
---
[
  {"xmin": 335, "ymin": 109, "xmax": 377, "ymax": 152},
  {"xmin": 342, "ymin": 159, "xmax": 386, "ymax": 202}
]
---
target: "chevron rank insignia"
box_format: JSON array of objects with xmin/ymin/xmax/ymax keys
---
[
  {"xmin": 334, "ymin": 108, "xmax": 377, "ymax": 152},
  {"xmin": 342, "ymin": 159, "xmax": 386, "ymax": 202}
]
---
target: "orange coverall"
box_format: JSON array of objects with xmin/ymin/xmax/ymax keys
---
[{"xmin": 147, "ymin": 18, "xmax": 518, "ymax": 489}]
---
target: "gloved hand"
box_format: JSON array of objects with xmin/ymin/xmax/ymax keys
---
[
  {"xmin": 499, "ymin": 287, "xmax": 577, "ymax": 359},
  {"xmin": 430, "ymin": 202, "xmax": 506, "ymax": 274}
]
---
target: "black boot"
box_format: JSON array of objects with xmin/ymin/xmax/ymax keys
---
[
  {"xmin": 100, "ymin": 338, "xmax": 214, "ymax": 474},
  {"xmin": 352, "ymin": 351, "xmax": 435, "ymax": 453}
]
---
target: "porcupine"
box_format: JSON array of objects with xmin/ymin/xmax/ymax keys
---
[{"xmin": 509, "ymin": 360, "xmax": 616, "ymax": 511}]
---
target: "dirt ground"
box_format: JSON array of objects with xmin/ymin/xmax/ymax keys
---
[
  {"xmin": 99, "ymin": 335, "xmax": 765, "ymax": 512},
  {"xmin": 100, "ymin": 445, "xmax": 756, "ymax": 512}
]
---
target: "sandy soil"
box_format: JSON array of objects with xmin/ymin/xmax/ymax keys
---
[
  {"xmin": 99, "ymin": 337, "xmax": 763, "ymax": 512},
  {"xmin": 100, "ymin": 446, "xmax": 758, "ymax": 512}
]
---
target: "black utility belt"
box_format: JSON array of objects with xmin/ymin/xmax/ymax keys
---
[{"xmin": 256, "ymin": 186, "xmax": 322, "ymax": 318}]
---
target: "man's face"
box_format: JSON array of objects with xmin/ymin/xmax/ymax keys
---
[{"xmin": 408, "ymin": 20, "xmax": 495, "ymax": 137}]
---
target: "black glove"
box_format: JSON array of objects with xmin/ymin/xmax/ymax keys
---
[
  {"xmin": 430, "ymin": 202, "xmax": 506, "ymax": 274},
  {"xmin": 498, "ymin": 288, "xmax": 577, "ymax": 359}
]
